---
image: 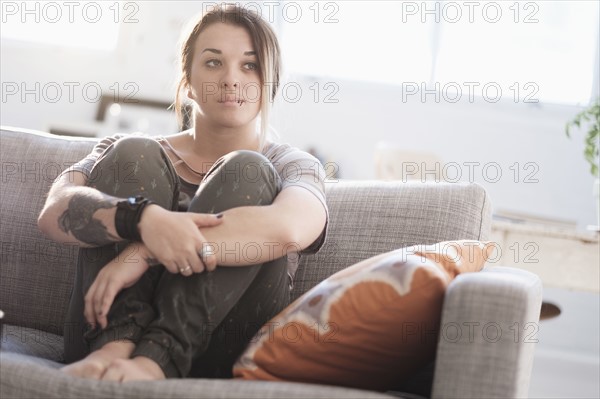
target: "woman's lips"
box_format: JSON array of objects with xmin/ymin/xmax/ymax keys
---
[{"xmin": 218, "ymin": 99, "xmax": 244, "ymax": 106}]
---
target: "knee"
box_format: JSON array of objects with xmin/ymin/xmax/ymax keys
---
[
  {"xmin": 105, "ymin": 135, "xmax": 163, "ymax": 163},
  {"xmin": 192, "ymin": 150, "xmax": 281, "ymax": 211},
  {"xmin": 87, "ymin": 135, "xmax": 178, "ymax": 202},
  {"xmin": 219, "ymin": 150, "xmax": 278, "ymax": 183},
  {"xmin": 223, "ymin": 150, "xmax": 271, "ymax": 167},
  {"xmin": 91, "ymin": 136, "xmax": 164, "ymax": 175}
]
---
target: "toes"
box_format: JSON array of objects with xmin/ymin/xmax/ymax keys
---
[
  {"xmin": 101, "ymin": 358, "xmax": 163, "ymax": 382},
  {"xmin": 60, "ymin": 361, "xmax": 105, "ymax": 380},
  {"xmin": 101, "ymin": 359, "xmax": 128, "ymax": 382}
]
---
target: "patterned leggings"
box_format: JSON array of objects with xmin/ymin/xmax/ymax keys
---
[{"xmin": 63, "ymin": 136, "xmax": 290, "ymax": 378}]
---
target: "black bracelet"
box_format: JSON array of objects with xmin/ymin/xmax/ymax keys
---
[{"xmin": 114, "ymin": 196, "xmax": 154, "ymax": 242}]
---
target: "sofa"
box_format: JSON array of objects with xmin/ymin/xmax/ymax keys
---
[{"xmin": 0, "ymin": 126, "xmax": 542, "ymax": 398}]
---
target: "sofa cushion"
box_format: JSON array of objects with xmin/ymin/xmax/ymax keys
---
[
  {"xmin": 233, "ymin": 240, "xmax": 494, "ymax": 391},
  {"xmin": 293, "ymin": 180, "xmax": 491, "ymax": 300},
  {"xmin": 1, "ymin": 128, "xmax": 96, "ymax": 335}
]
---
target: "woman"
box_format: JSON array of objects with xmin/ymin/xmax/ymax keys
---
[{"xmin": 37, "ymin": 4, "xmax": 328, "ymax": 382}]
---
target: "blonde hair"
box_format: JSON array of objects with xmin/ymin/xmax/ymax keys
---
[{"xmin": 174, "ymin": 4, "xmax": 281, "ymax": 151}]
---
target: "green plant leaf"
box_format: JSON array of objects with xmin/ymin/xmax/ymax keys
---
[{"xmin": 566, "ymin": 97, "xmax": 600, "ymax": 177}]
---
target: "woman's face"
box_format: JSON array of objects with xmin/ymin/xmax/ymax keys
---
[{"xmin": 187, "ymin": 23, "xmax": 262, "ymax": 130}]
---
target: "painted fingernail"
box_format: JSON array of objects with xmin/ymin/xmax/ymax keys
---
[{"xmin": 216, "ymin": 213, "xmax": 223, "ymax": 219}]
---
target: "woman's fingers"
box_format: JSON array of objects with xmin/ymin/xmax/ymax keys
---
[
  {"xmin": 140, "ymin": 211, "xmax": 224, "ymax": 275},
  {"xmin": 190, "ymin": 213, "xmax": 222, "ymax": 272},
  {"xmin": 83, "ymin": 282, "xmax": 97, "ymax": 327},
  {"xmin": 93, "ymin": 279, "xmax": 109, "ymax": 326},
  {"xmin": 180, "ymin": 265, "xmax": 195, "ymax": 276},
  {"xmin": 180, "ymin": 241, "xmax": 217, "ymax": 276},
  {"xmin": 141, "ymin": 211, "xmax": 223, "ymax": 275},
  {"xmin": 83, "ymin": 244, "xmax": 151, "ymax": 330},
  {"xmin": 98, "ymin": 282, "xmax": 120, "ymax": 329},
  {"xmin": 84, "ymin": 276, "xmax": 106, "ymax": 328},
  {"xmin": 84, "ymin": 268, "xmax": 118, "ymax": 329},
  {"xmin": 189, "ymin": 212, "xmax": 224, "ymax": 228},
  {"xmin": 199, "ymin": 242, "xmax": 218, "ymax": 272},
  {"xmin": 185, "ymin": 247, "xmax": 205, "ymax": 274},
  {"xmin": 190, "ymin": 213, "xmax": 222, "ymax": 273},
  {"xmin": 164, "ymin": 260, "xmax": 182, "ymax": 274}
]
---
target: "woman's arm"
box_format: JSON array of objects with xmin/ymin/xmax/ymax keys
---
[
  {"xmin": 38, "ymin": 169, "xmax": 224, "ymax": 272},
  {"xmin": 200, "ymin": 186, "xmax": 327, "ymax": 267},
  {"xmin": 37, "ymin": 170, "xmax": 125, "ymax": 247}
]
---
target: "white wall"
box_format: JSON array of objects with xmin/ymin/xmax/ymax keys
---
[
  {"xmin": 271, "ymin": 76, "xmax": 598, "ymax": 228},
  {"xmin": 1, "ymin": 1, "xmax": 597, "ymax": 228}
]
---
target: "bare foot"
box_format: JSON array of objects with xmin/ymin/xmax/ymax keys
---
[
  {"xmin": 101, "ymin": 356, "xmax": 166, "ymax": 382},
  {"xmin": 60, "ymin": 341, "xmax": 135, "ymax": 380}
]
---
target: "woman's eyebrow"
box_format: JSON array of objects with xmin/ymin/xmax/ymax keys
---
[{"xmin": 200, "ymin": 48, "xmax": 256, "ymax": 56}]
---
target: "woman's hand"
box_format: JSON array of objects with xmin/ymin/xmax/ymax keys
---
[
  {"xmin": 84, "ymin": 242, "xmax": 151, "ymax": 329},
  {"xmin": 138, "ymin": 205, "xmax": 223, "ymax": 275},
  {"xmin": 84, "ymin": 209, "xmax": 223, "ymax": 329}
]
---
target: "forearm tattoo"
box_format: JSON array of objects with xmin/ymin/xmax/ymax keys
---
[{"xmin": 58, "ymin": 193, "xmax": 120, "ymax": 246}]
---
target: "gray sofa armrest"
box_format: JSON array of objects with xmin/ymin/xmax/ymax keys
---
[{"xmin": 431, "ymin": 267, "xmax": 542, "ymax": 399}]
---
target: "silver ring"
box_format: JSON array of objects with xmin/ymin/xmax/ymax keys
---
[{"xmin": 199, "ymin": 244, "xmax": 215, "ymax": 260}]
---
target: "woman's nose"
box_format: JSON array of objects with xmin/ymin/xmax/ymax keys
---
[{"xmin": 220, "ymin": 67, "xmax": 240, "ymax": 90}]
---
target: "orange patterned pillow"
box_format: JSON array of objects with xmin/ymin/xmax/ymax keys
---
[{"xmin": 233, "ymin": 240, "xmax": 495, "ymax": 391}]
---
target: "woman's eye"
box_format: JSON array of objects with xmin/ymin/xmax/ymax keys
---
[
  {"xmin": 244, "ymin": 62, "xmax": 258, "ymax": 71},
  {"xmin": 206, "ymin": 59, "xmax": 221, "ymax": 68}
]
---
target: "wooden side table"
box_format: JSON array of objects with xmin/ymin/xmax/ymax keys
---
[{"xmin": 489, "ymin": 220, "xmax": 600, "ymax": 292}]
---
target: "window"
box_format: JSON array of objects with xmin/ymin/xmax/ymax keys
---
[
  {"xmin": 281, "ymin": 1, "xmax": 433, "ymax": 84},
  {"xmin": 279, "ymin": 0, "xmax": 599, "ymax": 105},
  {"xmin": 434, "ymin": 1, "xmax": 599, "ymax": 105},
  {"xmin": 0, "ymin": 0, "xmax": 127, "ymax": 51}
]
